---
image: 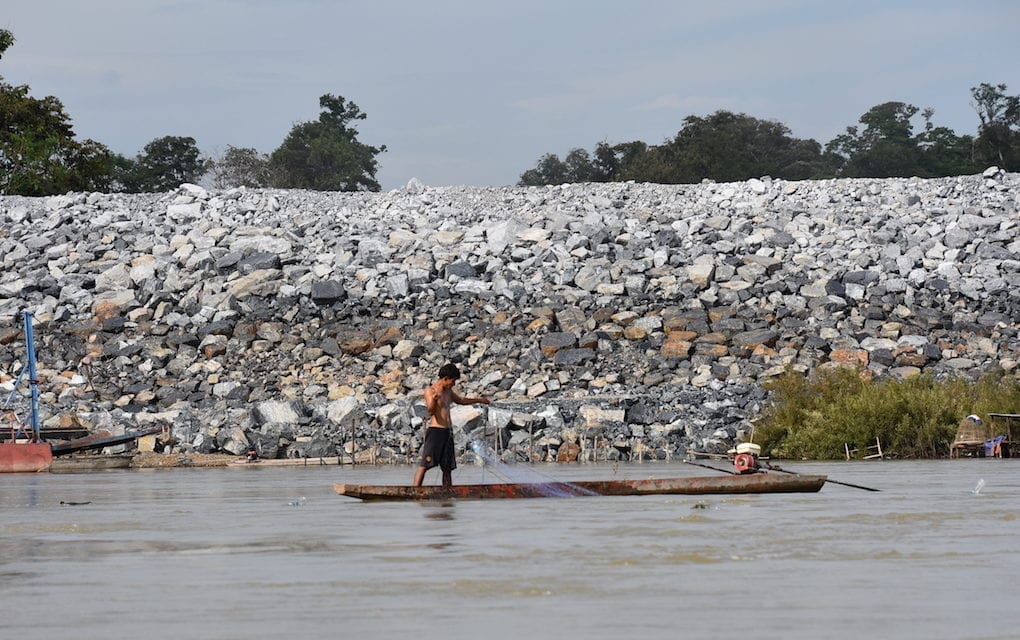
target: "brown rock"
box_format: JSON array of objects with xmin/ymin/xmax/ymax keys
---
[
  {"xmin": 373, "ymin": 326, "xmax": 402, "ymax": 347},
  {"xmin": 556, "ymin": 441, "xmax": 581, "ymax": 462},
  {"xmin": 695, "ymin": 332, "xmax": 728, "ymax": 344},
  {"xmin": 202, "ymin": 342, "xmax": 227, "ymax": 358},
  {"xmin": 661, "ymin": 337, "xmax": 692, "ymax": 358},
  {"xmin": 623, "ymin": 325, "xmax": 648, "ymax": 340},
  {"xmin": 664, "ymin": 329, "xmax": 698, "ymax": 341},
  {"xmin": 527, "ymin": 317, "xmax": 552, "ymax": 332},
  {"xmin": 894, "ymin": 351, "xmax": 928, "ymax": 367},
  {"xmin": 695, "ymin": 343, "xmax": 729, "ymax": 358},
  {"xmin": 338, "ymin": 331, "xmax": 374, "ymax": 355},
  {"xmin": 830, "ymin": 349, "xmax": 869, "ymax": 367}
]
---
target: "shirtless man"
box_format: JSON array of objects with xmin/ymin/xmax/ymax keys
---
[{"xmin": 412, "ymin": 363, "xmax": 491, "ymax": 487}]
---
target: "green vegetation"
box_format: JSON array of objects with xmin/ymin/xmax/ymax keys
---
[
  {"xmin": 753, "ymin": 368, "xmax": 1020, "ymax": 460},
  {"xmin": 267, "ymin": 94, "xmax": 386, "ymax": 192},
  {"xmin": 114, "ymin": 135, "xmax": 206, "ymax": 192},
  {"xmin": 520, "ymin": 85, "xmax": 1020, "ymax": 186},
  {"xmin": 1, "ymin": 29, "xmax": 386, "ymax": 195},
  {"xmin": 1, "ymin": 30, "xmax": 116, "ymax": 195}
]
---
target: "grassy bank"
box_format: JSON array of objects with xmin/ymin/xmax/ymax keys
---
[{"xmin": 753, "ymin": 368, "xmax": 1020, "ymax": 459}]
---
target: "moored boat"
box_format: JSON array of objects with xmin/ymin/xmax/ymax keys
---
[
  {"xmin": 333, "ymin": 472, "xmax": 827, "ymax": 501},
  {"xmin": 49, "ymin": 454, "xmax": 134, "ymax": 473}
]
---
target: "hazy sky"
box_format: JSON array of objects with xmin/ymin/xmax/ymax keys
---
[{"xmin": 3, "ymin": 1, "xmax": 1018, "ymax": 190}]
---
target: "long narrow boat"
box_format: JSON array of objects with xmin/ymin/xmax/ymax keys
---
[
  {"xmin": 49, "ymin": 454, "xmax": 134, "ymax": 473},
  {"xmin": 333, "ymin": 472, "xmax": 827, "ymax": 501}
]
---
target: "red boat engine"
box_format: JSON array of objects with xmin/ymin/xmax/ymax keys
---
[{"xmin": 732, "ymin": 443, "xmax": 761, "ymax": 474}]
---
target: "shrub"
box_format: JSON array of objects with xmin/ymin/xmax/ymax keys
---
[{"xmin": 753, "ymin": 367, "xmax": 1020, "ymax": 459}]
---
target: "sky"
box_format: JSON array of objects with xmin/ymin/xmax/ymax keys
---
[{"xmin": 3, "ymin": 1, "xmax": 1019, "ymax": 190}]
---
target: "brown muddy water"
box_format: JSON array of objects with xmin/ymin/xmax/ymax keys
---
[{"xmin": 2, "ymin": 460, "xmax": 1019, "ymax": 640}]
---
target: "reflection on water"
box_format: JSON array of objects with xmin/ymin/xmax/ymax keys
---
[
  {"xmin": 2, "ymin": 461, "xmax": 1020, "ymax": 640},
  {"xmin": 420, "ymin": 501, "xmax": 457, "ymax": 520}
]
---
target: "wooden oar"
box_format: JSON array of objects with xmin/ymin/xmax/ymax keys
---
[
  {"xmin": 683, "ymin": 459, "xmax": 736, "ymax": 475},
  {"xmin": 768, "ymin": 465, "xmax": 880, "ymax": 492}
]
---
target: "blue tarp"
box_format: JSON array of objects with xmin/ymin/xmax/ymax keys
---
[{"xmin": 985, "ymin": 435, "xmax": 1007, "ymax": 457}]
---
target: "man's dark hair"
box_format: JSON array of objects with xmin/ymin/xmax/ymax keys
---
[{"xmin": 438, "ymin": 363, "xmax": 461, "ymax": 380}]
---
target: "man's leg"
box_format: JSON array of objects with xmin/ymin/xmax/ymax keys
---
[
  {"xmin": 441, "ymin": 468, "xmax": 452, "ymax": 487},
  {"xmin": 412, "ymin": 465, "xmax": 427, "ymax": 487}
]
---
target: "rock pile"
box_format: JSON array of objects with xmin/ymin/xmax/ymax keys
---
[{"xmin": 1, "ymin": 167, "xmax": 1017, "ymax": 462}]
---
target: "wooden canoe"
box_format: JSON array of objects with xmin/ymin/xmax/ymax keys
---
[
  {"xmin": 333, "ymin": 472, "xmax": 827, "ymax": 501},
  {"xmin": 49, "ymin": 454, "xmax": 134, "ymax": 473}
]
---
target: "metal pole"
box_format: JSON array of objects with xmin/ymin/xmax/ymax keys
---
[
  {"xmin": 3, "ymin": 367, "xmax": 28, "ymax": 409},
  {"xmin": 23, "ymin": 311, "xmax": 41, "ymax": 441}
]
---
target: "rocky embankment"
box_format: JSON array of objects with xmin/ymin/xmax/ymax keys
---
[{"xmin": 1, "ymin": 168, "xmax": 1017, "ymax": 462}]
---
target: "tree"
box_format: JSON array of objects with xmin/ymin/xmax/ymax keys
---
[
  {"xmin": 109, "ymin": 153, "xmax": 143, "ymax": 193},
  {"xmin": 134, "ymin": 135, "xmax": 205, "ymax": 191},
  {"xmin": 209, "ymin": 145, "xmax": 270, "ymax": 188},
  {"xmin": 916, "ymin": 108, "xmax": 979, "ymax": 177},
  {"xmin": 518, "ymin": 153, "xmax": 568, "ymax": 186},
  {"xmin": 691, "ymin": 111, "xmax": 830, "ymax": 181},
  {"xmin": 111, "ymin": 136, "xmax": 205, "ymax": 193},
  {"xmin": 826, "ymin": 102, "xmax": 924, "ymax": 177},
  {"xmin": 519, "ymin": 112, "xmax": 832, "ymax": 186},
  {"xmin": 970, "ymin": 82, "xmax": 1020, "ymax": 170},
  {"xmin": 644, "ymin": 111, "xmax": 832, "ymax": 183},
  {"xmin": 268, "ymin": 94, "xmax": 385, "ymax": 191},
  {"xmin": 563, "ymin": 148, "xmax": 597, "ymax": 182},
  {"xmin": 616, "ymin": 143, "xmax": 675, "ymax": 183},
  {"xmin": 520, "ymin": 142, "xmax": 651, "ymax": 185},
  {"xmin": 593, "ymin": 141, "xmax": 647, "ymax": 181},
  {"xmin": 1, "ymin": 29, "xmax": 115, "ymax": 195},
  {"xmin": 0, "ymin": 29, "xmax": 13, "ymax": 59}
]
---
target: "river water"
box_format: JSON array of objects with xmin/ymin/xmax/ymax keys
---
[{"xmin": 2, "ymin": 459, "xmax": 1018, "ymax": 640}]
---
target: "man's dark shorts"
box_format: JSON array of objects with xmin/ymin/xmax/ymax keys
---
[{"xmin": 420, "ymin": 427, "xmax": 457, "ymax": 471}]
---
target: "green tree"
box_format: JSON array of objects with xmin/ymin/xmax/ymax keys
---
[
  {"xmin": 659, "ymin": 111, "xmax": 832, "ymax": 183},
  {"xmin": 519, "ymin": 152, "xmax": 568, "ymax": 186},
  {"xmin": 521, "ymin": 113, "xmax": 830, "ymax": 186},
  {"xmin": 124, "ymin": 135, "xmax": 205, "ymax": 192},
  {"xmin": 970, "ymin": 82, "xmax": 1020, "ymax": 170},
  {"xmin": 826, "ymin": 102, "xmax": 924, "ymax": 177},
  {"xmin": 209, "ymin": 145, "xmax": 270, "ymax": 188},
  {"xmin": 520, "ymin": 141, "xmax": 652, "ymax": 185},
  {"xmin": 563, "ymin": 148, "xmax": 597, "ymax": 182},
  {"xmin": 916, "ymin": 108, "xmax": 979, "ymax": 177},
  {"xmin": 0, "ymin": 29, "xmax": 115, "ymax": 195},
  {"xmin": 268, "ymin": 94, "xmax": 385, "ymax": 191},
  {"xmin": 617, "ymin": 143, "xmax": 675, "ymax": 183},
  {"xmin": 110, "ymin": 137, "xmax": 205, "ymax": 193},
  {"xmin": 0, "ymin": 30, "xmax": 13, "ymax": 59}
]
